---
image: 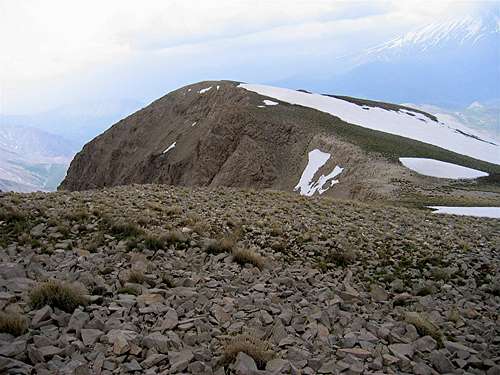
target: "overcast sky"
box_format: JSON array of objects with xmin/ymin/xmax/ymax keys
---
[{"xmin": 0, "ymin": 0, "xmax": 488, "ymax": 114}]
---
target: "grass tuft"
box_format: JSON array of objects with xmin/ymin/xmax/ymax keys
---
[
  {"xmin": 405, "ymin": 311, "xmax": 443, "ymax": 346},
  {"xmin": 232, "ymin": 248, "xmax": 265, "ymax": 270},
  {"xmin": 221, "ymin": 334, "xmax": 274, "ymax": 370},
  {"xmin": 108, "ymin": 219, "xmax": 143, "ymax": 238},
  {"xmin": 127, "ymin": 269, "xmax": 145, "ymax": 284},
  {"xmin": 0, "ymin": 312, "xmax": 28, "ymax": 336},
  {"xmin": 30, "ymin": 280, "xmax": 88, "ymax": 313},
  {"xmin": 204, "ymin": 237, "xmax": 235, "ymax": 255}
]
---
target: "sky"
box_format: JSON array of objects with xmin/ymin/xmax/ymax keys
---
[{"xmin": 0, "ymin": 0, "xmax": 491, "ymax": 115}]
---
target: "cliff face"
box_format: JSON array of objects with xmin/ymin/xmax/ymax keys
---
[{"xmin": 60, "ymin": 80, "xmax": 500, "ymax": 206}]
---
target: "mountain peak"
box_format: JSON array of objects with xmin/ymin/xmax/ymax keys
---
[{"xmin": 362, "ymin": 12, "xmax": 499, "ymax": 62}]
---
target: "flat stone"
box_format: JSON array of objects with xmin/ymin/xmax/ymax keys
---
[
  {"xmin": 168, "ymin": 349, "xmax": 194, "ymax": 373},
  {"xmin": 389, "ymin": 343, "xmax": 414, "ymax": 359},
  {"xmin": 80, "ymin": 329, "xmax": 104, "ymax": 346},
  {"xmin": 31, "ymin": 305, "xmax": 53, "ymax": 327},
  {"xmin": 444, "ymin": 340, "xmax": 478, "ymax": 354},
  {"xmin": 123, "ymin": 359, "xmax": 142, "ymax": 372},
  {"xmin": 30, "ymin": 223, "xmax": 46, "ymax": 237},
  {"xmin": 39, "ymin": 345, "xmax": 63, "ymax": 358},
  {"xmin": 370, "ymin": 284, "xmax": 388, "ymax": 302},
  {"xmin": 317, "ymin": 360, "xmax": 337, "ymax": 373},
  {"xmin": 106, "ymin": 330, "xmax": 139, "ymax": 355},
  {"xmin": 142, "ymin": 332, "xmax": 172, "ymax": 353},
  {"xmin": 141, "ymin": 353, "xmax": 167, "ymax": 368},
  {"xmin": 0, "ymin": 356, "xmax": 33, "ymax": 374},
  {"xmin": 234, "ymin": 352, "xmax": 257, "ymax": 373},
  {"xmin": 0, "ymin": 263, "xmax": 25, "ymax": 279},
  {"xmin": 260, "ymin": 310, "xmax": 274, "ymax": 325},
  {"xmin": 188, "ymin": 361, "xmax": 213, "ymax": 375},
  {"xmin": 414, "ymin": 336, "xmax": 437, "ymax": 352},
  {"xmin": 266, "ymin": 358, "xmax": 290, "ymax": 373},
  {"xmin": 338, "ymin": 347, "xmax": 372, "ymax": 359},
  {"xmin": 430, "ymin": 351, "xmax": 454, "ymax": 373},
  {"xmin": 137, "ymin": 293, "xmax": 164, "ymax": 305},
  {"xmin": 67, "ymin": 310, "xmax": 89, "ymax": 333},
  {"xmin": 159, "ymin": 308, "xmax": 178, "ymax": 330},
  {"xmin": 0, "ymin": 339, "xmax": 26, "ymax": 357}
]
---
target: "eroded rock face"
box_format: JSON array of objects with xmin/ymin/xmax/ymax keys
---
[
  {"xmin": 60, "ymin": 81, "xmax": 308, "ymax": 192},
  {"xmin": 59, "ymin": 80, "xmax": 499, "ymax": 205}
]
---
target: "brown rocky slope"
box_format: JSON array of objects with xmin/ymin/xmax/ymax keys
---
[
  {"xmin": 59, "ymin": 81, "xmax": 500, "ymax": 206},
  {"xmin": 0, "ymin": 185, "xmax": 499, "ymax": 374}
]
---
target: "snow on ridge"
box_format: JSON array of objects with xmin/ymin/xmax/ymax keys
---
[
  {"xmin": 263, "ymin": 100, "xmax": 278, "ymax": 106},
  {"xmin": 294, "ymin": 149, "xmax": 343, "ymax": 197},
  {"xmin": 399, "ymin": 158, "xmax": 488, "ymax": 179},
  {"xmin": 163, "ymin": 142, "xmax": 176, "ymax": 154},
  {"xmin": 198, "ymin": 87, "xmax": 212, "ymax": 94},
  {"xmin": 239, "ymin": 83, "xmax": 500, "ymax": 165},
  {"xmin": 429, "ymin": 206, "xmax": 500, "ymax": 219}
]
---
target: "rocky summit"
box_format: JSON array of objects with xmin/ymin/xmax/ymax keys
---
[
  {"xmin": 0, "ymin": 184, "xmax": 499, "ymax": 374},
  {"xmin": 60, "ymin": 80, "xmax": 500, "ymax": 207}
]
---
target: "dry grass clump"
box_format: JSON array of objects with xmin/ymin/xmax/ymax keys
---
[
  {"xmin": 165, "ymin": 205, "xmax": 182, "ymax": 216},
  {"xmin": 64, "ymin": 208, "xmax": 89, "ymax": 222},
  {"xmin": 163, "ymin": 230, "xmax": 187, "ymax": 245},
  {"xmin": 142, "ymin": 233, "xmax": 165, "ymax": 250},
  {"xmin": 205, "ymin": 237, "xmax": 235, "ymax": 255},
  {"xmin": 127, "ymin": 270, "xmax": 145, "ymax": 284},
  {"xmin": 405, "ymin": 311, "xmax": 443, "ymax": 345},
  {"xmin": 221, "ymin": 334, "xmax": 274, "ymax": 370},
  {"xmin": 108, "ymin": 219, "xmax": 143, "ymax": 238},
  {"xmin": 0, "ymin": 205, "xmax": 27, "ymax": 223},
  {"xmin": 30, "ymin": 280, "xmax": 88, "ymax": 313},
  {"xmin": 160, "ymin": 272, "xmax": 176, "ymax": 288},
  {"xmin": 232, "ymin": 248, "xmax": 265, "ymax": 270},
  {"xmin": 86, "ymin": 231, "xmax": 106, "ymax": 253},
  {"xmin": 0, "ymin": 312, "xmax": 28, "ymax": 336},
  {"xmin": 325, "ymin": 247, "xmax": 356, "ymax": 267}
]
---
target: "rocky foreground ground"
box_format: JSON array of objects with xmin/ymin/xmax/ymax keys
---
[{"xmin": 0, "ymin": 184, "xmax": 499, "ymax": 375}]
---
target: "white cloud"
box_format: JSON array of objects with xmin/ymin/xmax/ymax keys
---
[{"xmin": 0, "ymin": 0, "xmax": 490, "ymax": 114}]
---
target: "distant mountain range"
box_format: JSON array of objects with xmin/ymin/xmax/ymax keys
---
[
  {"xmin": 0, "ymin": 98, "xmax": 144, "ymax": 147},
  {"xmin": 277, "ymin": 12, "xmax": 499, "ymax": 109},
  {"xmin": 0, "ymin": 125, "xmax": 77, "ymax": 192}
]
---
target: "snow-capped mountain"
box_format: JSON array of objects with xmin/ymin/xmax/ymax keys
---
[
  {"xmin": 0, "ymin": 125, "xmax": 77, "ymax": 192},
  {"xmin": 360, "ymin": 13, "xmax": 499, "ymax": 62},
  {"xmin": 279, "ymin": 11, "xmax": 499, "ymax": 109}
]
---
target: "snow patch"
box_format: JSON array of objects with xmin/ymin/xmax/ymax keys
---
[
  {"xmin": 263, "ymin": 100, "xmax": 278, "ymax": 106},
  {"xmin": 429, "ymin": 206, "xmax": 500, "ymax": 219},
  {"xmin": 163, "ymin": 142, "xmax": 176, "ymax": 154},
  {"xmin": 239, "ymin": 83, "xmax": 500, "ymax": 165},
  {"xmin": 198, "ymin": 87, "xmax": 212, "ymax": 94},
  {"xmin": 399, "ymin": 158, "xmax": 488, "ymax": 179},
  {"xmin": 294, "ymin": 149, "xmax": 343, "ymax": 196}
]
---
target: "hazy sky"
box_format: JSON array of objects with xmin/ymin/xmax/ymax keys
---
[{"xmin": 0, "ymin": 0, "xmax": 488, "ymax": 114}]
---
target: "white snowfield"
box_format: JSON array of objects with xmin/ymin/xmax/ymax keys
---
[
  {"xmin": 294, "ymin": 149, "xmax": 344, "ymax": 196},
  {"xmin": 198, "ymin": 87, "xmax": 212, "ymax": 94},
  {"xmin": 429, "ymin": 206, "xmax": 500, "ymax": 219},
  {"xmin": 163, "ymin": 142, "xmax": 176, "ymax": 154},
  {"xmin": 263, "ymin": 100, "xmax": 278, "ymax": 106},
  {"xmin": 399, "ymin": 158, "xmax": 488, "ymax": 179},
  {"xmin": 239, "ymin": 84, "xmax": 500, "ymax": 165}
]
